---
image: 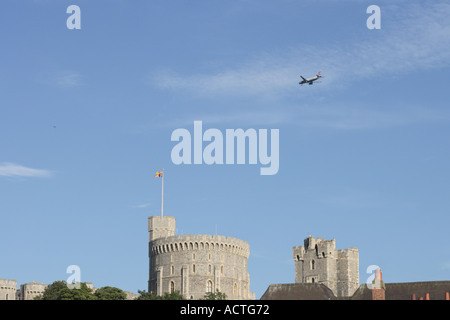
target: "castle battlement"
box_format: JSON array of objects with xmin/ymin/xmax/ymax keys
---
[
  {"xmin": 293, "ymin": 235, "xmax": 359, "ymax": 298},
  {"xmin": 0, "ymin": 279, "xmax": 17, "ymax": 287},
  {"xmin": 150, "ymin": 234, "xmax": 250, "ymax": 258}
]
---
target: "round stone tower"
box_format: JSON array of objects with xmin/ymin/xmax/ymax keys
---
[{"xmin": 148, "ymin": 216, "xmax": 254, "ymax": 300}]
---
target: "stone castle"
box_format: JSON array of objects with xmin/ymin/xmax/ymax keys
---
[
  {"xmin": 3, "ymin": 217, "xmax": 449, "ymax": 300},
  {"xmin": 0, "ymin": 279, "xmax": 138, "ymax": 300},
  {"xmin": 293, "ymin": 235, "xmax": 359, "ymax": 297},
  {"xmin": 0, "ymin": 280, "xmax": 48, "ymax": 300},
  {"xmin": 148, "ymin": 215, "xmax": 254, "ymax": 299}
]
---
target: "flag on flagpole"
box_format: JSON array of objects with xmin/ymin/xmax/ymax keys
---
[{"xmin": 155, "ymin": 170, "xmax": 164, "ymax": 217}]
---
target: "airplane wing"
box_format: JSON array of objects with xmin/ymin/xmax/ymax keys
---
[{"xmin": 300, "ymin": 76, "xmax": 307, "ymax": 81}]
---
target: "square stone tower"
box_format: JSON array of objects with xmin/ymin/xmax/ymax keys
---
[
  {"xmin": 293, "ymin": 236, "xmax": 359, "ymax": 298},
  {"xmin": 148, "ymin": 216, "xmax": 176, "ymax": 241}
]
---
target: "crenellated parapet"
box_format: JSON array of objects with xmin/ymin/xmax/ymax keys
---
[{"xmin": 150, "ymin": 234, "xmax": 250, "ymax": 258}]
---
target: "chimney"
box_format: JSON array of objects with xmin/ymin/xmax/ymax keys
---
[
  {"xmin": 412, "ymin": 293, "xmax": 416, "ymax": 300},
  {"xmin": 371, "ymin": 267, "xmax": 386, "ymax": 300},
  {"xmin": 446, "ymin": 292, "xmax": 449, "ymax": 300},
  {"xmin": 425, "ymin": 293, "xmax": 430, "ymax": 300}
]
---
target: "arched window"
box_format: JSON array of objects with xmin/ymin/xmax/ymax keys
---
[
  {"xmin": 206, "ymin": 280, "xmax": 213, "ymax": 293},
  {"xmin": 170, "ymin": 281, "xmax": 175, "ymax": 293}
]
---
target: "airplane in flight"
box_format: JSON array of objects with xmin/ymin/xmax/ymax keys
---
[{"xmin": 299, "ymin": 71, "xmax": 323, "ymax": 86}]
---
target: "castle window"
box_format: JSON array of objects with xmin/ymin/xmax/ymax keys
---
[
  {"xmin": 170, "ymin": 281, "xmax": 175, "ymax": 293},
  {"xmin": 312, "ymin": 278, "xmax": 315, "ymax": 284},
  {"xmin": 171, "ymin": 265, "xmax": 174, "ymax": 275},
  {"xmin": 221, "ymin": 265, "xmax": 224, "ymax": 275},
  {"xmin": 208, "ymin": 264, "xmax": 212, "ymax": 273},
  {"xmin": 193, "ymin": 253, "xmax": 196, "ymax": 260},
  {"xmin": 192, "ymin": 264, "xmax": 196, "ymax": 273},
  {"xmin": 233, "ymin": 283, "xmax": 238, "ymax": 296},
  {"xmin": 206, "ymin": 280, "xmax": 213, "ymax": 293},
  {"xmin": 311, "ymin": 260, "xmax": 315, "ymax": 270},
  {"xmin": 297, "ymin": 255, "xmax": 300, "ymax": 261}
]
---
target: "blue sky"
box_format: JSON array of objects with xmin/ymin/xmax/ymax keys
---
[{"xmin": 1, "ymin": 0, "xmax": 450, "ymax": 299}]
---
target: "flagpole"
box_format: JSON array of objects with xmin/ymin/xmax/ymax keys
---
[{"xmin": 161, "ymin": 170, "xmax": 164, "ymax": 218}]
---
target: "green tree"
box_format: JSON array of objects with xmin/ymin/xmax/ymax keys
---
[
  {"xmin": 39, "ymin": 281, "xmax": 97, "ymax": 300},
  {"xmin": 94, "ymin": 286, "xmax": 127, "ymax": 300},
  {"xmin": 135, "ymin": 290, "xmax": 185, "ymax": 300},
  {"xmin": 160, "ymin": 290, "xmax": 185, "ymax": 300},
  {"xmin": 202, "ymin": 289, "xmax": 227, "ymax": 300},
  {"xmin": 40, "ymin": 280, "xmax": 69, "ymax": 300},
  {"xmin": 135, "ymin": 290, "xmax": 159, "ymax": 300},
  {"xmin": 59, "ymin": 282, "xmax": 97, "ymax": 300}
]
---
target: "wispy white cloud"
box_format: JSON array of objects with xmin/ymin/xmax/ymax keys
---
[
  {"xmin": 0, "ymin": 162, "xmax": 52, "ymax": 178},
  {"xmin": 441, "ymin": 261, "xmax": 450, "ymax": 270},
  {"xmin": 151, "ymin": 109, "xmax": 290, "ymax": 129},
  {"xmin": 36, "ymin": 71, "xmax": 83, "ymax": 88},
  {"xmin": 291, "ymin": 103, "xmax": 450, "ymax": 130},
  {"xmin": 149, "ymin": 1, "xmax": 450, "ymax": 97},
  {"xmin": 149, "ymin": 102, "xmax": 450, "ymax": 131},
  {"xmin": 131, "ymin": 203, "xmax": 151, "ymax": 209},
  {"xmin": 54, "ymin": 72, "xmax": 82, "ymax": 88}
]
